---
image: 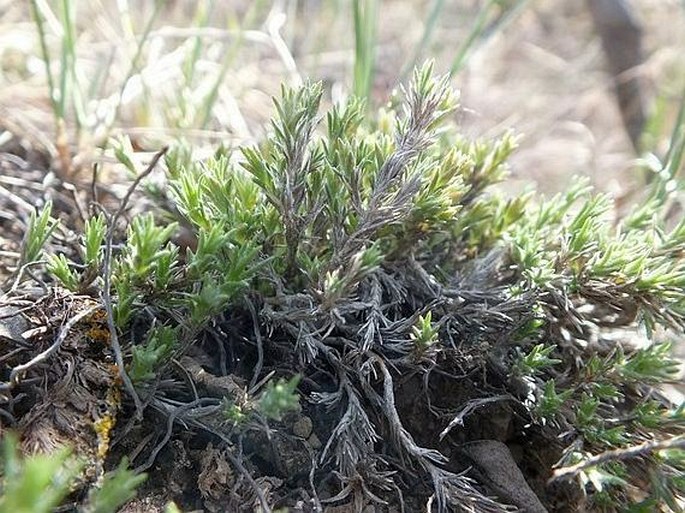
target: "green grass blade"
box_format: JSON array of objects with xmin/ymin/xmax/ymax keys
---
[
  {"xmin": 399, "ymin": 0, "xmax": 446, "ymax": 81},
  {"xmin": 352, "ymin": 0, "xmax": 378, "ymax": 103},
  {"xmin": 663, "ymin": 90, "xmax": 685, "ymax": 180},
  {"xmin": 449, "ymin": 0, "xmax": 530, "ymax": 77},
  {"xmin": 198, "ymin": 0, "xmax": 269, "ymax": 128},
  {"xmin": 183, "ymin": 1, "xmax": 212, "ymax": 94},
  {"xmin": 103, "ymin": 0, "xmax": 164, "ymax": 144},
  {"xmin": 643, "ymin": 87, "xmax": 685, "ymax": 204},
  {"xmin": 176, "ymin": 1, "xmax": 212, "ymax": 128},
  {"xmin": 57, "ymin": 0, "xmax": 71, "ymax": 120},
  {"xmin": 58, "ymin": 0, "xmax": 87, "ymax": 132},
  {"xmin": 29, "ymin": 0, "xmax": 59, "ymax": 121},
  {"xmin": 449, "ymin": 0, "xmax": 493, "ymax": 77}
]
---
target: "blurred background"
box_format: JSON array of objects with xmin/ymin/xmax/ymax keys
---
[{"xmin": 0, "ymin": 0, "xmax": 683, "ymax": 196}]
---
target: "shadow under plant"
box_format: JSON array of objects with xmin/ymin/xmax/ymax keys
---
[{"xmin": 1, "ymin": 64, "xmax": 684, "ymax": 512}]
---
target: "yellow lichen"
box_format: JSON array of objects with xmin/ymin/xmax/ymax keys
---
[
  {"xmin": 92, "ymin": 385, "xmax": 122, "ymax": 481},
  {"xmin": 93, "ymin": 413, "xmax": 115, "ymax": 460}
]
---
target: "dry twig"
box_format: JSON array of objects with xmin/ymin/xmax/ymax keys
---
[
  {"xmin": 100, "ymin": 146, "xmax": 168, "ymax": 419},
  {"xmin": 8, "ymin": 302, "xmax": 101, "ymax": 385},
  {"xmin": 551, "ymin": 436, "xmax": 685, "ymax": 482}
]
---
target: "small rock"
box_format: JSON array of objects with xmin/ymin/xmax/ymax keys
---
[
  {"xmin": 292, "ymin": 415, "xmax": 313, "ymax": 438},
  {"xmin": 307, "ymin": 433, "xmax": 321, "ymax": 449},
  {"xmin": 0, "ymin": 305, "xmax": 29, "ymax": 344}
]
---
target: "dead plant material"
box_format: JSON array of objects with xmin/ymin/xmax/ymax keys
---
[{"xmin": 1, "ymin": 289, "xmax": 121, "ymax": 488}]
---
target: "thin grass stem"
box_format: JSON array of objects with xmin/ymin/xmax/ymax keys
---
[{"xmin": 352, "ymin": 0, "xmax": 378, "ymax": 103}]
